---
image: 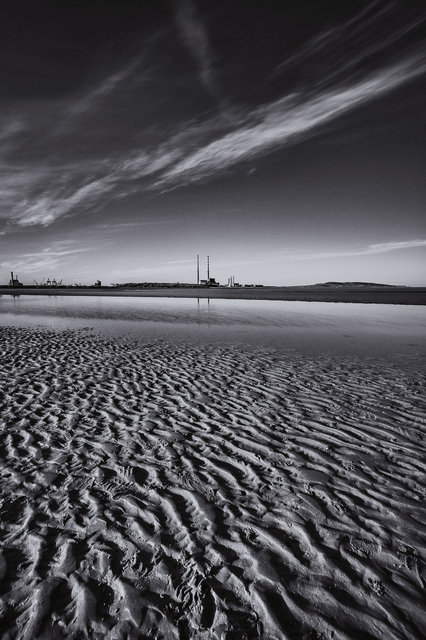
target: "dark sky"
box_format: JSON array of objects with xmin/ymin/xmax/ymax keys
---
[{"xmin": 1, "ymin": 0, "xmax": 425, "ymax": 285}]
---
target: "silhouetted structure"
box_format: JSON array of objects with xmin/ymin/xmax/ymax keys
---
[
  {"xmin": 9, "ymin": 271, "xmax": 23, "ymax": 287},
  {"xmin": 200, "ymin": 277, "xmax": 219, "ymax": 287}
]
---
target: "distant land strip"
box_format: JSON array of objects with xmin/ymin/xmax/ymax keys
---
[{"xmin": 1, "ymin": 286, "xmax": 426, "ymax": 305}]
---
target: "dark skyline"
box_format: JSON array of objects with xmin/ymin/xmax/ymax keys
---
[{"xmin": 1, "ymin": 0, "xmax": 425, "ymax": 285}]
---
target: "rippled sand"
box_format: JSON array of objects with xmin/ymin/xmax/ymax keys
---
[{"xmin": 0, "ymin": 326, "xmax": 425, "ymax": 639}]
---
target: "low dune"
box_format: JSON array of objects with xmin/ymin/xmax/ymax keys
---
[{"xmin": 0, "ymin": 326, "xmax": 425, "ymax": 639}]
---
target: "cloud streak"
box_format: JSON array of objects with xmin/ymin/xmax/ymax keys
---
[
  {"xmin": 166, "ymin": 258, "xmax": 196, "ymax": 264},
  {"xmin": 210, "ymin": 239, "xmax": 426, "ymax": 272},
  {"xmin": 156, "ymin": 53, "xmax": 426, "ymax": 187},
  {"xmin": 0, "ymin": 2, "xmax": 425, "ymax": 227},
  {"xmin": 274, "ymin": 239, "xmax": 426, "ymax": 262},
  {"xmin": 271, "ymin": 1, "xmax": 423, "ymax": 89},
  {"xmin": 0, "ymin": 240, "xmax": 91, "ymax": 274},
  {"xmin": 173, "ymin": 0, "xmax": 221, "ymax": 104}
]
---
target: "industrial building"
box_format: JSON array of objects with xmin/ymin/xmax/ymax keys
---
[
  {"xmin": 9, "ymin": 271, "xmax": 23, "ymax": 287},
  {"xmin": 197, "ymin": 255, "xmax": 220, "ymax": 287}
]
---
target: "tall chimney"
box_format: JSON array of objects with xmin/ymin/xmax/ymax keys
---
[
  {"xmin": 10, "ymin": 271, "xmax": 13, "ymax": 285},
  {"xmin": 207, "ymin": 255, "xmax": 210, "ymax": 280},
  {"xmin": 196, "ymin": 254, "xmax": 199, "ymax": 285}
]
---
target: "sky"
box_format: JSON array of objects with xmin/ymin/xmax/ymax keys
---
[{"xmin": 0, "ymin": 0, "xmax": 425, "ymax": 286}]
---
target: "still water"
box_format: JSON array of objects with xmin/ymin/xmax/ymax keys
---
[{"xmin": 0, "ymin": 294, "xmax": 425, "ymax": 360}]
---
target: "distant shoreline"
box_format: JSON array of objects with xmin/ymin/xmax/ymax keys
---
[{"xmin": 1, "ymin": 286, "xmax": 426, "ymax": 305}]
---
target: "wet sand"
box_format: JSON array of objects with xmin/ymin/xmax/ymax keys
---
[
  {"xmin": 1, "ymin": 286, "xmax": 426, "ymax": 305},
  {"xmin": 0, "ymin": 325, "xmax": 425, "ymax": 638}
]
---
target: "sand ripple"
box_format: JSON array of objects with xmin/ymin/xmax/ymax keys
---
[{"xmin": 0, "ymin": 326, "xmax": 425, "ymax": 639}]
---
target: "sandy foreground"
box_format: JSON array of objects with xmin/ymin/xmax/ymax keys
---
[{"xmin": 0, "ymin": 326, "xmax": 425, "ymax": 639}]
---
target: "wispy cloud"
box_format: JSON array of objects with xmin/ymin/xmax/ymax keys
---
[
  {"xmin": 110, "ymin": 264, "xmax": 186, "ymax": 279},
  {"xmin": 204, "ymin": 239, "xmax": 426, "ymax": 271},
  {"xmin": 271, "ymin": 1, "xmax": 422, "ymax": 89},
  {"xmin": 173, "ymin": 0, "xmax": 221, "ymax": 104},
  {"xmin": 156, "ymin": 54, "xmax": 426, "ymax": 187},
  {"xmin": 266, "ymin": 239, "xmax": 426, "ymax": 262},
  {"xmin": 166, "ymin": 257, "xmax": 196, "ymax": 264},
  {"xmin": 0, "ymin": 2, "xmax": 424, "ymax": 227},
  {"xmin": 0, "ymin": 240, "xmax": 91, "ymax": 274},
  {"xmin": 68, "ymin": 56, "xmax": 145, "ymax": 118},
  {"xmin": 97, "ymin": 219, "xmax": 176, "ymax": 230}
]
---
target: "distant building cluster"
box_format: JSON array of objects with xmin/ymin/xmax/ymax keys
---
[
  {"xmin": 4, "ymin": 254, "xmax": 264, "ymax": 289},
  {"xmin": 195, "ymin": 255, "xmax": 262, "ymax": 288}
]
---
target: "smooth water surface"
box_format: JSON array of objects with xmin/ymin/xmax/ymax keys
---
[{"xmin": 0, "ymin": 294, "xmax": 425, "ymax": 360}]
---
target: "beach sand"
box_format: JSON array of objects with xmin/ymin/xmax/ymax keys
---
[{"xmin": 0, "ymin": 326, "xmax": 425, "ymax": 639}]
